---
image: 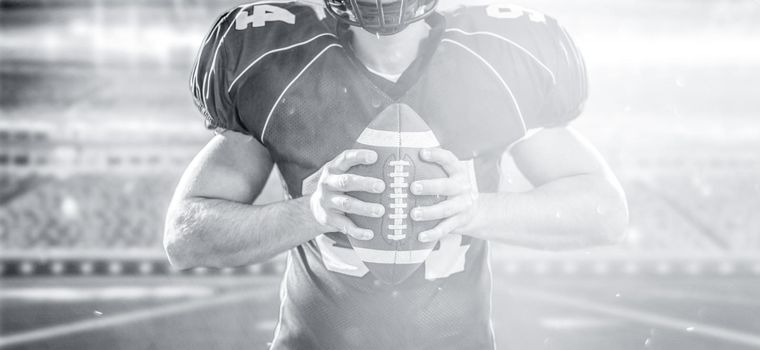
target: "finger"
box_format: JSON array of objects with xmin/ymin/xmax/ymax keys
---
[
  {"xmin": 326, "ymin": 214, "xmax": 374, "ymax": 241},
  {"xmin": 411, "ymin": 195, "xmax": 472, "ymax": 221},
  {"xmin": 329, "ymin": 149, "xmax": 378, "ymax": 173},
  {"xmin": 410, "ymin": 178, "xmax": 466, "ymax": 196},
  {"xmin": 323, "ymin": 173, "xmax": 385, "ymax": 193},
  {"xmin": 418, "ymin": 217, "xmax": 459, "ymax": 243},
  {"xmin": 420, "ymin": 148, "xmax": 461, "ymax": 175},
  {"xmin": 325, "ymin": 194, "xmax": 385, "ymax": 218}
]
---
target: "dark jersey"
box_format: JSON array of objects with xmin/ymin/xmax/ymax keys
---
[{"xmin": 190, "ymin": 2, "xmax": 587, "ymax": 349}]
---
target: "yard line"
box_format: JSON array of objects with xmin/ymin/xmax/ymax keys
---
[
  {"xmin": 0, "ymin": 286, "xmax": 214, "ymax": 302},
  {"xmin": 0, "ymin": 288, "xmax": 276, "ymax": 349},
  {"xmin": 626, "ymin": 287, "xmax": 760, "ymax": 307},
  {"xmin": 508, "ymin": 286, "xmax": 760, "ymax": 348},
  {"xmin": 539, "ymin": 316, "xmax": 625, "ymax": 331}
]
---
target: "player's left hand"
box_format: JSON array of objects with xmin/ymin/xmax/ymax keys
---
[{"xmin": 410, "ymin": 148, "xmax": 479, "ymax": 243}]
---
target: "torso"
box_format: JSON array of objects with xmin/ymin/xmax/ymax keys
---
[{"xmin": 191, "ymin": 2, "xmax": 585, "ymax": 348}]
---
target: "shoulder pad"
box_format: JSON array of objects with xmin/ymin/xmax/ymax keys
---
[
  {"xmin": 216, "ymin": 2, "xmax": 331, "ymax": 67},
  {"xmin": 190, "ymin": 1, "xmax": 336, "ymax": 135},
  {"xmin": 445, "ymin": 3, "xmax": 558, "ymax": 37},
  {"xmin": 443, "ymin": 3, "xmax": 587, "ymax": 128}
]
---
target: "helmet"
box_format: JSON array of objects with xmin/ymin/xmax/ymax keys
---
[{"xmin": 324, "ymin": 0, "xmax": 439, "ymax": 36}]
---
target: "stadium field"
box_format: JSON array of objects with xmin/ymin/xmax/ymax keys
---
[{"xmin": 2, "ymin": 273, "xmax": 760, "ymax": 350}]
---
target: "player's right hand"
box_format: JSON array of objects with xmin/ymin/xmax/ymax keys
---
[{"xmin": 309, "ymin": 149, "xmax": 386, "ymax": 241}]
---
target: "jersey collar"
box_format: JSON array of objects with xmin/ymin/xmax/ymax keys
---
[{"xmin": 337, "ymin": 12, "xmax": 446, "ymax": 100}]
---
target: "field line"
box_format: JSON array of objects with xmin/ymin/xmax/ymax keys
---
[
  {"xmin": 509, "ymin": 286, "xmax": 760, "ymax": 347},
  {"xmin": 0, "ymin": 288, "xmax": 275, "ymax": 348},
  {"xmin": 631, "ymin": 287, "xmax": 760, "ymax": 307}
]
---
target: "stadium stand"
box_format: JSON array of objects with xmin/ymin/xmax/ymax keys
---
[
  {"xmin": 2, "ymin": 122, "xmax": 759, "ymax": 278},
  {"xmin": 0, "ymin": 124, "xmax": 292, "ymax": 276}
]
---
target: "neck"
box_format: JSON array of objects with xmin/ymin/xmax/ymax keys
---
[{"xmin": 349, "ymin": 20, "xmax": 431, "ymax": 79}]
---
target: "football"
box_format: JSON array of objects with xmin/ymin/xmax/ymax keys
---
[{"xmin": 346, "ymin": 103, "xmax": 447, "ymax": 285}]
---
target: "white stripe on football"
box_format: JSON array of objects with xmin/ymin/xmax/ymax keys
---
[
  {"xmin": 352, "ymin": 246, "xmax": 432, "ymax": 264},
  {"xmin": 356, "ymin": 129, "xmax": 440, "ymax": 148}
]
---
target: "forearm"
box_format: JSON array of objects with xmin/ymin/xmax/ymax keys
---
[
  {"xmin": 464, "ymin": 174, "xmax": 628, "ymax": 250},
  {"xmin": 164, "ymin": 196, "xmax": 325, "ymax": 269}
]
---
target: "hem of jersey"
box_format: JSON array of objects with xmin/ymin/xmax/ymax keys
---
[{"xmin": 269, "ymin": 249, "xmax": 293, "ymax": 349}]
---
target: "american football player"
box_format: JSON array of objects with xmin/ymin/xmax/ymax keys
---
[{"xmin": 164, "ymin": 0, "xmax": 629, "ymax": 348}]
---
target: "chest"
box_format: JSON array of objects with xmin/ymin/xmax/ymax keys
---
[{"xmin": 238, "ymin": 42, "xmax": 546, "ymax": 195}]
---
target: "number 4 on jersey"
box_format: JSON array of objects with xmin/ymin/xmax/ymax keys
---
[
  {"xmin": 486, "ymin": 4, "xmax": 546, "ymax": 23},
  {"xmin": 236, "ymin": 4, "xmax": 295, "ymax": 30}
]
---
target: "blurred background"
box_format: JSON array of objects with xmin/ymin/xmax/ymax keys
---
[{"xmin": 1, "ymin": 0, "xmax": 759, "ymax": 349}]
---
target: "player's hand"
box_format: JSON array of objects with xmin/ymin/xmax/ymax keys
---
[
  {"xmin": 309, "ymin": 149, "xmax": 386, "ymax": 241},
  {"xmin": 410, "ymin": 148, "xmax": 479, "ymax": 243}
]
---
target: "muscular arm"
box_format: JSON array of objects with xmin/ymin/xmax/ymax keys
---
[
  {"xmin": 163, "ymin": 131, "xmax": 324, "ymax": 269},
  {"xmin": 465, "ymin": 127, "xmax": 629, "ymax": 249},
  {"xmin": 411, "ymin": 127, "xmax": 628, "ymax": 250}
]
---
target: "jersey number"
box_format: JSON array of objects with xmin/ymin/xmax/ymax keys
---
[
  {"xmin": 486, "ymin": 4, "xmax": 546, "ymax": 23},
  {"xmin": 236, "ymin": 4, "xmax": 295, "ymax": 30},
  {"xmin": 316, "ymin": 234, "xmax": 470, "ymax": 280}
]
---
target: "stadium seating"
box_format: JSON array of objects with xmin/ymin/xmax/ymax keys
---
[
  {"xmin": 1, "ymin": 124, "xmax": 758, "ymax": 278},
  {"xmin": 2, "ymin": 172, "xmax": 757, "ymax": 255},
  {"xmin": 2, "ymin": 174, "xmax": 176, "ymax": 250}
]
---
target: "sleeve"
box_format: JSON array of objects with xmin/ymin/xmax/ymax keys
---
[
  {"xmin": 527, "ymin": 20, "xmax": 588, "ymax": 129},
  {"xmin": 189, "ymin": 11, "xmax": 250, "ymax": 135}
]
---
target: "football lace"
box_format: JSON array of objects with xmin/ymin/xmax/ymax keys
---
[{"xmin": 387, "ymin": 160, "xmax": 410, "ymax": 240}]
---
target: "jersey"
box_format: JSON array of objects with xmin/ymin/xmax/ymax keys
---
[{"xmin": 190, "ymin": 2, "xmax": 587, "ymax": 349}]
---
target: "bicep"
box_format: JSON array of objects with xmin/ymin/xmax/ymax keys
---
[
  {"xmin": 509, "ymin": 126, "xmax": 611, "ymax": 187},
  {"xmin": 173, "ymin": 130, "xmax": 274, "ymax": 204}
]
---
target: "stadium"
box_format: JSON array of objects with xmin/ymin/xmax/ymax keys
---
[{"xmin": 1, "ymin": 0, "xmax": 759, "ymax": 349}]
